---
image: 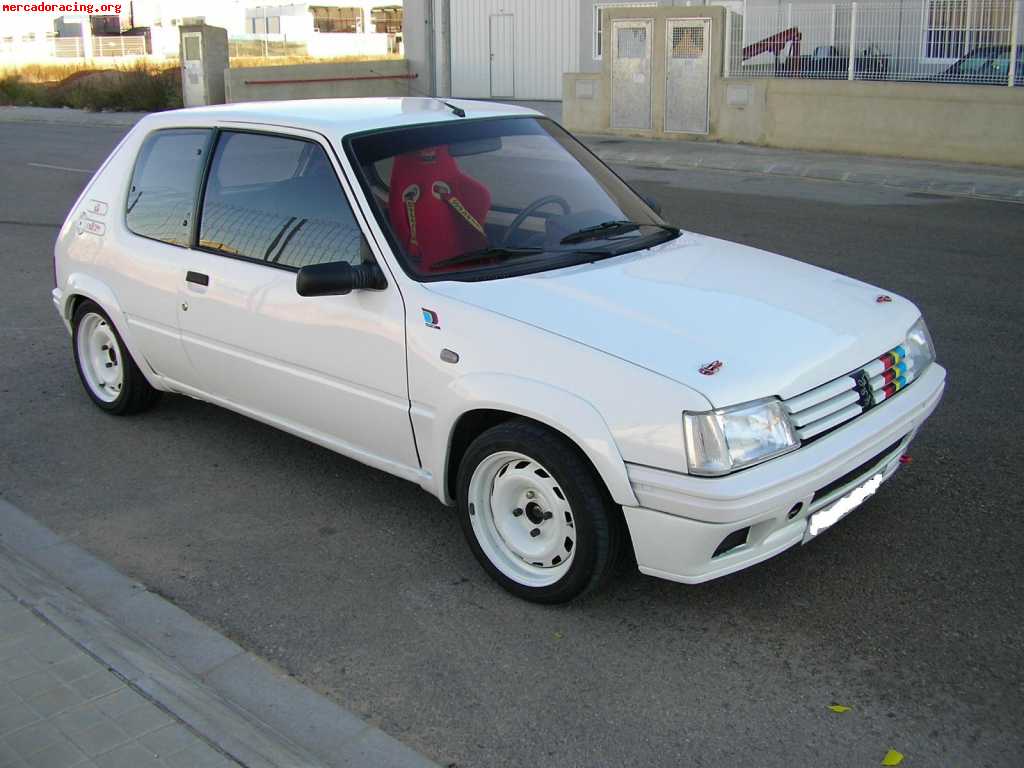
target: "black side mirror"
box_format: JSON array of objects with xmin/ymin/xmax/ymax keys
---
[
  {"xmin": 296, "ymin": 261, "xmax": 387, "ymax": 297},
  {"xmin": 644, "ymin": 195, "xmax": 662, "ymax": 216}
]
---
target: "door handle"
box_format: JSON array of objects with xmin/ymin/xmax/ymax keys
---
[{"xmin": 186, "ymin": 271, "xmax": 209, "ymax": 286}]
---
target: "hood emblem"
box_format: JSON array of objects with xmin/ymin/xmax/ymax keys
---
[
  {"xmin": 876, "ymin": 294, "xmax": 893, "ymax": 303},
  {"xmin": 699, "ymin": 360, "xmax": 723, "ymax": 376}
]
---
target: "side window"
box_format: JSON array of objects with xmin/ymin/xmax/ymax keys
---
[
  {"xmin": 198, "ymin": 131, "xmax": 367, "ymax": 270},
  {"xmin": 126, "ymin": 129, "xmax": 211, "ymax": 247}
]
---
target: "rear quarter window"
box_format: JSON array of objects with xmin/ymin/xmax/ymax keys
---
[{"xmin": 126, "ymin": 128, "xmax": 211, "ymax": 247}]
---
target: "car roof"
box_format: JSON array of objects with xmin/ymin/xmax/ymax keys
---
[{"xmin": 138, "ymin": 97, "xmax": 544, "ymax": 137}]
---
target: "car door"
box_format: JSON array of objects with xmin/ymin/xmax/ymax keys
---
[
  {"xmin": 175, "ymin": 127, "xmax": 419, "ymax": 476},
  {"xmin": 114, "ymin": 127, "xmax": 212, "ymax": 384}
]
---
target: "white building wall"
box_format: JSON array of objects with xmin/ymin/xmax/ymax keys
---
[{"xmin": 449, "ymin": 0, "xmax": 580, "ymax": 100}]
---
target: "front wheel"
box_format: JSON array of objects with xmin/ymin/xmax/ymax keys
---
[{"xmin": 457, "ymin": 419, "xmax": 624, "ymax": 603}]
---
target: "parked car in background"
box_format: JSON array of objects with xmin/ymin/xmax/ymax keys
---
[
  {"xmin": 52, "ymin": 98, "xmax": 945, "ymax": 603},
  {"xmin": 928, "ymin": 45, "xmax": 1024, "ymax": 85},
  {"xmin": 797, "ymin": 44, "xmax": 889, "ymax": 79}
]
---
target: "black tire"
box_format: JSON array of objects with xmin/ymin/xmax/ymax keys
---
[
  {"xmin": 71, "ymin": 299, "xmax": 161, "ymax": 415},
  {"xmin": 456, "ymin": 418, "xmax": 624, "ymax": 603}
]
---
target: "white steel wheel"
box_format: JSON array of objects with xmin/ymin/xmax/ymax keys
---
[
  {"xmin": 75, "ymin": 312, "xmax": 124, "ymax": 403},
  {"xmin": 467, "ymin": 451, "xmax": 577, "ymax": 588}
]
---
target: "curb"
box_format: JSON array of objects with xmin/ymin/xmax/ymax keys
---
[
  {"xmin": 581, "ymin": 135, "xmax": 1024, "ymax": 204},
  {"xmin": 0, "ymin": 499, "xmax": 438, "ymax": 768}
]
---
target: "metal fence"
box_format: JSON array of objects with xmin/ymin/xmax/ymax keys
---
[
  {"xmin": 0, "ymin": 36, "xmax": 147, "ymax": 61},
  {"xmin": 725, "ymin": 0, "xmax": 1022, "ymax": 86}
]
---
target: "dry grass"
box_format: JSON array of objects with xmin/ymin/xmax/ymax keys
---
[
  {"xmin": 0, "ymin": 62, "xmax": 181, "ymax": 111},
  {"xmin": 229, "ymin": 53, "xmax": 403, "ymax": 68}
]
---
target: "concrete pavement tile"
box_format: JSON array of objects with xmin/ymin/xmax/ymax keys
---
[
  {"xmin": 0, "ymin": 601, "xmax": 26, "ymax": 623},
  {"xmin": 161, "ymin": 744, "xmax": 228, "ymax": 768},
  {"xmin": 110, "ymin": 703, "xmax": 171, "ymax": 740},
  {"xmin": 0, "ymin": 740, "xmax": 20, "ymax": 764},
  {"xmin": 0, "ymin": 691, "xmax": 18, "ymax": 712},
  {"xmin": 90, "ymin": 742, "xmax": 162, "ymax": 768},
  {"xmin": 90, "ymin": 692, "xmax": 137, "ymax": 720},
  {"xmin": 25, "ymin": 639, "xmax": 79, "ymax": 667},
  {"xmin": 51, "ymin": 704, "xmax": 106, "ymax": 736},
  {"xmin": 0, "ymin": 612, "xmax": 40, "ymax": 643},
  {"xmin": 3, "ymin": 721, "xmax": 64, "ymax": 758},
  {"xmin": 22, "ymin": 738, "xmax": 86, "ymax": 768},
  {"xmin": 62, "ymin": 721, "xmax": 129, "ymax": 758},
  {"xmin": 25, "ymin": 687, "xmax": 86, "ymax": 719},
  {"xmin": 0, "ymin": 703, "xmax": 41, "ymax": 737},
  {"xmin": 49, "ymin": 657, "xmax": 97, "ymax": 686},
  {"xmin": 137, "ymin": 725, "xmax": 203, "ymax": 761},
  {"xmin": 0, "ymin": 658, "xmax": 45, "ymax": 684},
  {"xmin": 0, "ymin": 637, "xmax": 49, "ymax": 664},
  {"xmin": 9, "ymin": 675, "xmax": 61, "ymax": 703},
  {"xmin": 66, "ymin": 674, "xmax": 120, "ymax": 704}
]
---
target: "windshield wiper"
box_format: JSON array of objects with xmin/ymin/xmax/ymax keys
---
[
  {"xmin": 430, "ymin": 246, "xmax": 544, "ymax": 270},
  {"xmin": 560, "ymin": 220, "xmax": 679, "ymax": 245}
]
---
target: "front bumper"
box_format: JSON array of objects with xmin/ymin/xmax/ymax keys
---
[{"xmin": 623, "ymin": 362, "xmax": 946, "ymax": 585}]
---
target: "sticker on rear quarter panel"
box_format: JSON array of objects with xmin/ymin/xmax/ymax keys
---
[{"xmin": 422, "ymin": 309, "xmax": 440, "ymax": 329}]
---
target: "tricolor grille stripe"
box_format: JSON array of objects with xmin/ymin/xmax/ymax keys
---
[{"xmin": 784, "ymin": 343, "xmax": 912, "ymax": 443}]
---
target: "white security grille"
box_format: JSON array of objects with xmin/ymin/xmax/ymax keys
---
[
  {"xmin": 725, "ymin": 0, "xmax": 1022, "ymax": 85},
  {"xmin": 671, "ymin": 26, "xmax": 704, "ymax": 58},
  {"xmin": 617, "ymin": 27, "xmax": 648, "ymax": 59}
]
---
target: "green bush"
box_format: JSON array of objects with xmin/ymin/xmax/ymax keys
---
[
  {"xmin": 0, "ymin": 75, "xmax": 59, "ymax": 107},
  {"xmin": 0, "ymin": 65, "xmax": 181, "ymax": 112}
]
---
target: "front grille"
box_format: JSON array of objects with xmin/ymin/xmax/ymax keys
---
[
  {"xmin": 783, "ymin": 344, "xmax": 916, "ymax": 443},
  {"xmin": 811, "ymin": 438, "xmax": 904, "ymax": 505}
]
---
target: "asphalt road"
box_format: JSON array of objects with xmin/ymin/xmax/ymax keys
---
[{"xmin": 1, "ymin": 120, "xmax": 1022, "ymax": 768}]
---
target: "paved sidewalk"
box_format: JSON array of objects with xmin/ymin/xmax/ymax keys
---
[
  {"xmin": 0, "ymin": 500, "xmax": 437, "ymax": 768},
  {"xmin": 1, "ymin": 594, "xmax": 234, "ymax": 768},
  {"xmin": 581, "ymin": 133, "xmax": 1024, "ymax": 203}
]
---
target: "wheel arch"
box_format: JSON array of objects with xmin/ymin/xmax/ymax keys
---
[
  {"xmin": 61, "ymin": 274, "xmax": 162, "ymax": 390},
  {"xmin": 436, "ymin": 374, "xmax": 639, "ymax": 509}
]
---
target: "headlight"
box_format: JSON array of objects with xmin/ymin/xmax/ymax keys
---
[
  {"xmin": 684, "ymin": 398, "xmax": 799, "ymax": 476},
  {"xmin": 902, "ymin": 316, "xmax": 935, "ymax": 379}
]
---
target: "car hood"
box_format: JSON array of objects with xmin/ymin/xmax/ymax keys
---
[{"xmin": 426, "ymin": 233, "xmax": 921, "ymax": 407}]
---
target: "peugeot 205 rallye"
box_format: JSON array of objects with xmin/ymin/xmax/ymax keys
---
[{"xmin": 53, "ymin": 98, "xmax": 945, "ymax": 602}]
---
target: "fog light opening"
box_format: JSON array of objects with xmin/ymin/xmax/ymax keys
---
[
  {"xmin": 712, "ymin": 527, "xmax": 750, "ymax": 558},
  {"xmin": 787, "ymin": 503, "xmax": 803, "ymax": 520}
]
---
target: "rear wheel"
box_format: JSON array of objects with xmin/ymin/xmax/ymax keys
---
[
  {"xmin": 72, "ymin": 300, "xmax": 160, "ymax": 415},
  {"xmin": 457, "ymin": 419, "xmax": 623, "ymax": 603}
]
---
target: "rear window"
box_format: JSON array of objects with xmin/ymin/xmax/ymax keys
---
[{"xmin": 126, "ymin": 129, "xmax": 211, "ymax": 247}]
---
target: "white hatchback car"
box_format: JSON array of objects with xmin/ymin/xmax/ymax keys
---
[{"xmin": 54, "ymin": 98, "xmax": 945, "ymax": 602}]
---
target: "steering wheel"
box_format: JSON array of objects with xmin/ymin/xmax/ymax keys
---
[{"xmin": 501, "ymin": 195, "xmax": 571, "ymax": 247}]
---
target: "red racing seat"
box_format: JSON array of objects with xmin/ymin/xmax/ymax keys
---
[{"xmin": 387, "ymin": 146, "xmax": 491, "ymax": 272}]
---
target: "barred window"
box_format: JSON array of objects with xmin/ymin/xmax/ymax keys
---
[
  {"xmin": 198, "ymin": 132, "xmax": 366, "ymax": 270},
  {"xmin": 924, "ymin": 0, "xmax": 1014, "ymax": 60},
  {"xmin": 593, "ymin": 2, "xmax": 656, "ymax": 59},
  {"xmin": 126, "ymin": 129, "xmax": 211, "ymax": 248}
]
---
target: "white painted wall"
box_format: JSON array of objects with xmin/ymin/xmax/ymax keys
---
[{"xmin": 449, "ymin": 0, "xmax": 580, "ymax": 100}]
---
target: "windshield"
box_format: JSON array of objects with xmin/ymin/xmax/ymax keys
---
[{"xmin": 344, "ymin": 117, "xmax": 678, "ymax": 281}]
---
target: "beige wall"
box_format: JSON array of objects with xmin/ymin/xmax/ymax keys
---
[
  {"xmin": 563, "ymin": 6, "xmax": 1024, "ymax": 168},
  {"xmin": 225, "ymin": 59, "xmax": 411, "ymax": 103}
]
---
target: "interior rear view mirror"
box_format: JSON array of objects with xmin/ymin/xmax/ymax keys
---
[{"xmin": 449, "ymin": 137, "xmax": 502, "ymax": 157}]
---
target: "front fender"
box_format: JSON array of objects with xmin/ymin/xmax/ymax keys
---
[{"xmin": 423, "ymin": 372, "xmax": 639, "ymax": 508}]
